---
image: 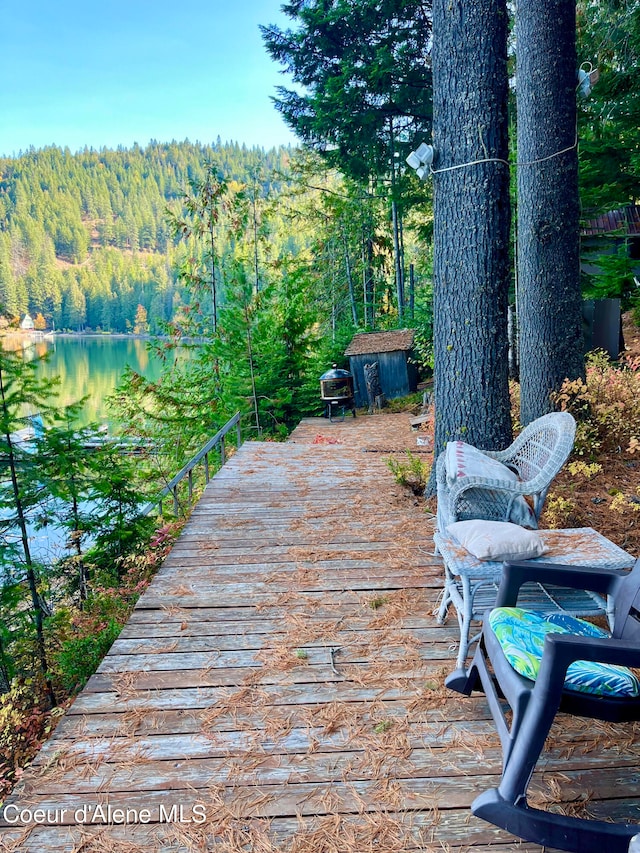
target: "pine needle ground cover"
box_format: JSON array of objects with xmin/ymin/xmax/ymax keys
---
[{"xmin": 1, "ymin": 411, "xmax": 639, "ymax": 851}]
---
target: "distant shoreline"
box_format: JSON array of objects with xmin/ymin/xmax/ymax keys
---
[
  {"xmin": 2, "ymin": 329, "xmax": 207, "ymax": 345},
  {"xmin": 53, "ymin": 332, "xmax": 154, "ymax": 340}
]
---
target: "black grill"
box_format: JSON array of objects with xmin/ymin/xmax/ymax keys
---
[{"xmin": 319, "ymin": 365, "xmax": 357, "ymax": 422}]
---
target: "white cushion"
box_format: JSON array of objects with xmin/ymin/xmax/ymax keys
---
[
  {"xmin": 446, "ymin": 520, "xmax": 548, "ymax": 562},
  {"xmin": 444, "ymin": 441, "xmax": 537, "ymax": 528},
  {"xmin": 445, "ymin": 441, "xmax": 517, "ymax": 487}
]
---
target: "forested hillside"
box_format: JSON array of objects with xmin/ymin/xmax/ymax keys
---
[{"xmin": 0, "ymin": 142, "xmax": 295, "ymax": 332}]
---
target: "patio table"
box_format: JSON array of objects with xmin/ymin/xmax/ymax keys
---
[{"xmin": 433, "ymin": 527, "xmax": 634, "ymax": 675}]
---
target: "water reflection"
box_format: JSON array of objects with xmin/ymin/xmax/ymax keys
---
[{"xmin": 33, "ymin": 336, "xmax": 168, "ymax": 429}]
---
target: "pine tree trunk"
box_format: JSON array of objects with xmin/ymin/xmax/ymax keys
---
[
  {"xmin": 409, "ymin": 263, "xmax": 415, "ymax": 320},
  {"xmin": 341, "ymin": 224, "xmax": 358, "ymax": 326},
  {"xmin": 392, "ymin": 199, "xmax": 404, "ymax": 322},
  {"xmin": 0, "ymin": 368, "xmax": 55, "ymax": 706},
  {"xmin": 5, "ymin": 436, "xmax": 55, "ymax": 707},
  {"xmin": 390, "ymin": 120, "xmax": 405, "ymax": 323},
  {"xmin": 362, "ymin": 231, "xmax": 374, "ymax": 329},
  {"xmin": 431, "ymin": 0, "xmax": 512, "ymax": 476},
  {"xmin": 516, "ymin": 0, "xmax": 585, "ymax": 424}
]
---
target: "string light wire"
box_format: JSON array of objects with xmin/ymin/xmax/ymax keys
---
[{"xmin": 429, "ymin": 131, "xmax": 578, "ymax": 176}]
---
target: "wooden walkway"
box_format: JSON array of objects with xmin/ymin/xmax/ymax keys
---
[{"xmin": 1, "ymin": 414, "xmax": 640, "ymax": 851}]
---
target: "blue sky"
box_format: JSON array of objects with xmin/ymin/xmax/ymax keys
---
[{"xmin": 0, "ymin": 0, "xmax": 299, "ymax": 156}]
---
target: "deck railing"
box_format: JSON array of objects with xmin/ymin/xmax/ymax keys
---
[{"xmin": 140, "ymin": 412, "xmax": 242, "ymax": 518}]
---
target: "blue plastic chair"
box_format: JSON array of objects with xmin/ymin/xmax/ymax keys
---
[{"xmin": 448, "ymin": 556, "xmax": 640, "ymax": 853}]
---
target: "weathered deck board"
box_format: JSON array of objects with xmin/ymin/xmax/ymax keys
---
[
  {"xmin": 1, "ymin": 414, "xmax": 638, "ymax": 852},
  {"xmin": 0, "ymin": 816, "xmax": 550, "ymax": 853}
]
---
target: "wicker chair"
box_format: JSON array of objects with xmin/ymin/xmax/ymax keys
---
[{"xmin": 435, "ymin": 411, "xmax": 576, "ymax": 534}]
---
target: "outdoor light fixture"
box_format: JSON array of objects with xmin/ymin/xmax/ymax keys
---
[
  {"xmin": 577, "ymin": 62, "xmax": 599, "ymax": 98},
  {"xmin": 406, "ymin": 142, "xmax": 435, "ymax": 179}
]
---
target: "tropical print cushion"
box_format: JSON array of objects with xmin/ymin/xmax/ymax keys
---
[{"xmin": 489, "ymin": 607, "xmax": 640, "ymax": 698}]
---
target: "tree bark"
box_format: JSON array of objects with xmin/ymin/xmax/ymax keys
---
[
  {"xmin": 341, "ymin": 223, "xmax": 358, "ymax": 326},
  {"xmin": 362, "ymin": 230, "xmax": 375, "ymax": 329},
  {"xmin": 431, "ymin": 0, "xmax": 512, "ymax": 475},
  {"xmin": 390, "ymin": 119, "xmax": 405, "ymax": 323},
  {"xmin": 516, "ymin": 0, "xmax": 585, "ymax": 424},
  {"xmin": 0, "ymin": 427, "xmax": 55, "ymax": 707},
  {"xmin": 392, "ymin": 199, "xmax": 404, "ymax": 322},
  {"xmin": 409, "ymin": 263, "xmax": 415, "ymax": 320}
]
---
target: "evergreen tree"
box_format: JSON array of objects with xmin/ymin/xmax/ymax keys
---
[
  {"xmin": 516, "ymin": 0, "xmax": 585, "ymax": 424},
  {"xmin": 36, "ymin": 403, "xmax": 104, "ymax": 604},
  {"xmin": 166, "ymin": 162, "xmax": 244, "ymax": 334},
  {"xmin": 577, "ymin": 0, "xmax": 640, "ymax": 215},
  {"xmin": 430, "ymin": 0, "xmax": 512, "ymax": 473},
  {"xmin": 0, "ymin": 141, "xmax": 299, "ymax": 333},
  {"xmin": 0, "ymin": 350, "xmax": 58, "ymax": 706},
  {"xmin": 85, "ymin": 442, "xmax": 153, "ymax": 578},
  {"xmin": 213, "ymin": 262, "xmax": 320, "ymax": 437},
  {"xmin": 262, "ymin": 0, "xmax": 432, "ymax": 320},
  {"xmin": 133, "ymin": 304, "xmax": 149, "ymax": 335},
  {"xmin": 261, "ymin": 0, "xmax": 432, "ymax": 182}
]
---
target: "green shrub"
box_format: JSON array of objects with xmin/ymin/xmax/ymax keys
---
[
  {"xmin": 55, "ymin": 619, "xmax": 122, "ymax": 694},
  {"xmin": 387, "ymin": 451, "xmax": 431, "ymax": 495}
]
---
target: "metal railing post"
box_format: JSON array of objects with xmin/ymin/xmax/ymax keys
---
[{"xmin": 139, "ymin": 412, "xmax": 242, "ymax": 519}]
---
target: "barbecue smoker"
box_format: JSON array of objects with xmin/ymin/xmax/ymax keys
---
[{"xmin": 319, "ymin": 365, "xmax": 357, "ymax": 422}]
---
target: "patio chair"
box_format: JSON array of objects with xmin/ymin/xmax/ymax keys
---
[
  {"xmin": 448, "ymin": 556, "xmax": 640, "ymax": 853},
  {"xmin": 435, "ymin": 411, "xmax": 576, "ymax": 534}
]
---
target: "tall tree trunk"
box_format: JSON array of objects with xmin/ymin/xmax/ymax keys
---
[
  {"xmin": 409, "ymin": 263, "xmax": 415, "ymax": 320},
  {"xmin": 252, "ymin": 190, "xmax": 260, "ymax": 294},
  {"xmin": 516, "ymin": 0, "xmax": 584, "ymax": 424},
  {"xmin": 341, "ymin": 223, "xmax": 358, "ymax": 326},
  {"xmin": 390, "ymin": 120, "xmax": 405, "ymax": 322},
  {"xmin": 392, "ymin": 200, "xmax": 404, "ymax": 322},
  {"xmin": 399, "ymin": 207, "xmax": 406, "ymax": 308},
  {"xmin": 243, "ymin": 300, "xmax": 262, "ymax": 437},
  {"xmin": 362, "ymin": 231, "xmax": 374, "ymax": 329},
  {"xmin": 208, "ymin": 219, "xmax": 218, "ymax": 334},
  {"xmin": 1, "ymin": 432, "xmax": 55, "ymax": 707},
  {"xmin": 508, "ymin": 302, "xmax": 520, "ymax": 380},
  {"xmin": 0, "ymin": 636, "xmax": 11, "ymax": 694},
  {"xmin": 431, "ymin": 0, "xmax": 512, "ymax": 480}
]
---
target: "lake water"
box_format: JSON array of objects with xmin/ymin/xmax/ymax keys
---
[
  {"xmin": 29, "ymin": 335, "xmax": 168, "ymax": 430},
  {"xmin": 5, "ymin": 335, "xmax": 170, "ymax": 563}
]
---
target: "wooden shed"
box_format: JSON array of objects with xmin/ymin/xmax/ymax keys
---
[{"xmin": 344, "ymin": 329, "xmax": 418, "ymax": 407}]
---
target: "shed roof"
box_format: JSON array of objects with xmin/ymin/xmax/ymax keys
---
[
  {"xmin": 344, "ymin": 329, "xmax": 416, "ymax": 357},
  {"xmin": 582, "ymin": 205, "xmax": 640, "ymax": 237}
]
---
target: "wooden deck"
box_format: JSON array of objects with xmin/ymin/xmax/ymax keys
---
[{"xmin": 1, "ymin": 414, "xmax": 640, "ymax": 851}]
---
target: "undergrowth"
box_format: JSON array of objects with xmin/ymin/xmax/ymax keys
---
[
  {"xmin": 0, "ymin": 520, "xmax": 182, "ymax": 804},
  {"xmin": 552, "ymin": 350, "xmax": 640, "ymax": 457},
  {"xmin": 541, "ymin": 352, "xmax": 640, "ymax": 543},
  {"xmin": 387, "ymin": 451, "xmax": 431, "ymax": 495}
]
